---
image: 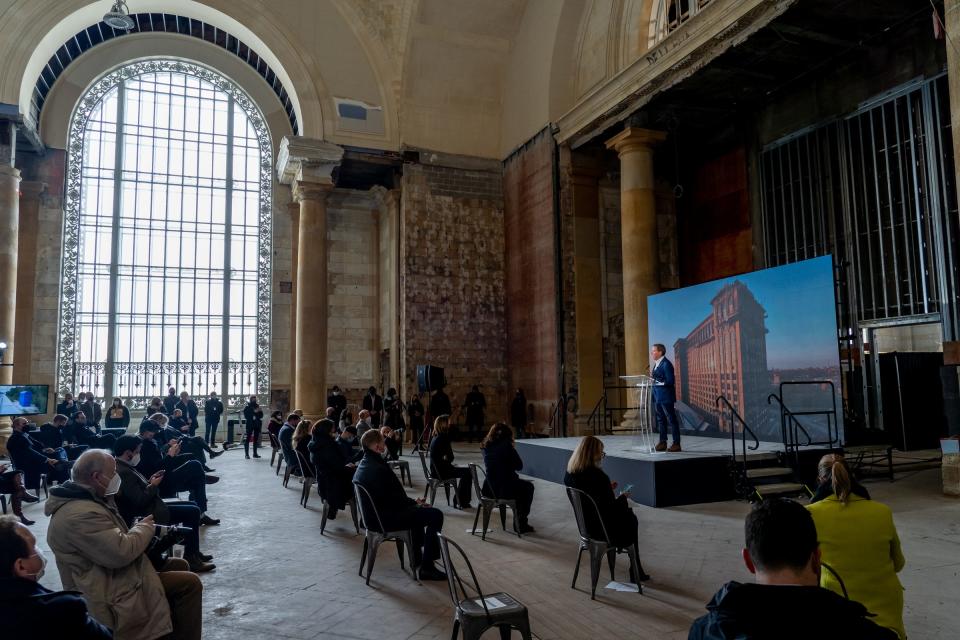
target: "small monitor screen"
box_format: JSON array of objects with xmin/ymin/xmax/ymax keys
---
[{"xmin": 0, "ymin": 385, "xmax": 49, "ymax": 417}]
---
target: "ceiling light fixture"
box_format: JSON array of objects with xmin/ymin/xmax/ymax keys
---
[{"xmin": 103, "ymin": 1, "xmax": 136, "ymax": 31}]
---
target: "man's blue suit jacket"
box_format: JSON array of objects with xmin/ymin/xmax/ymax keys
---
[{"xmin": 651, "ymin": 357, "xmax": 677, "ymax": 404}]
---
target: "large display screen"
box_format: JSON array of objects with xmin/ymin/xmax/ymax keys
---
[
  {"xmin": 0, "ymin": 385, "xmax": 50, "ymax": 416},
  {"xmin": 648, "ymin": 256, "xmax": 843, "ymax": 443}
]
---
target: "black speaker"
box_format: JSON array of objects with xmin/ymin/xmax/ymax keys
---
[{"xmin": 417, "ymin": 365, "xmax": 445, "ymax": 393}]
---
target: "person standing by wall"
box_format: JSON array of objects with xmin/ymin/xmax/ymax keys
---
[
  {"xmin": 203, "ymin": 392, "xmax": 224, "ymax": 448},
  {"xmin": 242, "ymin": 396, "xmax": 264, "ymax": 460},
  {"xmin": 463, "ymin": 385, "xmax": 486, "ymax": 444},
  {"xmin": 510, "ymin": 388, "xmax": 527, "ymax": 440}
]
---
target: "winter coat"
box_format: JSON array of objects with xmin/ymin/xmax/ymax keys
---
[
  {"xmin": 807, "ymin": 494, "xmax": 906, "ymax": 638},
  {"xmin": 0, "ymin": 576, "xmax": 113, "ymax": 639},
  {"xmin": 44, "ymin": 481, "xmax": 172, "ymax": 640}
]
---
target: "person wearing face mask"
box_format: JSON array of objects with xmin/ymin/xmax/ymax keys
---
[
  {"xmin": 45, "ymin": 449, "xmax": 204, "ymax": 640},
  {"xmin": 0, "ymin": 515, "xmax": 113, "ymax": 638},
  {"xmin": 336, "ymin": 425, "xmax": 363, "ymax": 463},
  {"xmin": 56, "ymin": 392, "xmax": 80, "ymax": 421},
  {"xmin": 79, "ymin": 392, "xmax": 103, "ymax": 431},
  {"xmin": 354, "ymin": 429, "xmax": 447, "ymax": 581},
  {"xmin": 327, "ymin": 385, "xmax": 347, "ymax": 420},
  {"xmin": 563, "ymin": 435, "xmax": 650, "ymax": 583},
  {"xmin": 355, "ymin": 409, "xmax": 373, "ymax": 438},
  {"xmin": 242, "ymin": 395, "xmax": 264, "ymax": 459},
  {"xmin": 309, "ymin": 419, "xmax": 355, "ymax": 520},
  {"xmin": 362, "ymin": 386, "xmax": 383, "ymax": 428},
  {"xmin": 203, "ymin": 391, "xmax": 225, "ymax": 447},
  {"xmin": 104, "ymin": 397, "xmax": 130, "ymax": 435},
  {"xmin": 112, "ymin": 436, "xmax": 214, "ymax": 573}
]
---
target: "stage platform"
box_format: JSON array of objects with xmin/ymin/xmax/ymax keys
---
[{"xmin": 516, "ymin": 435, "xmax": 829, "ymax": 507}]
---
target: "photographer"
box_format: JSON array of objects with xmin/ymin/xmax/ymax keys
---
[
  {"xmin": 113, "ymin": 436, "xmax": 215, "ymax": 573},
  {"xmin": 44, "ymin": 450, "xmax": 202, "ymax": 640}
]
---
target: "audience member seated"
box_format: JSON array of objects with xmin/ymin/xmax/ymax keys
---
[
  {"xmin": 77, "ymin": 392, "xmax": 103, "ymax": 431},
  {"xmin": 6, "ymin": 417, "xmax": 72, "ymax": 492},
  {"xmin": 45, "ymin": 450, "xmax": 204, "ymax": 640},
  {"xmin": 141, "ymin": 398, "xmax": 165, "ymax": 429},
  {"xmin": 66, "ymin": 413, "xmax": 115, "ymax": 451},
  {"xmin": 267, "ymin": 411, "xmax": 284, "ymax": 440},
  {"xmin": 355, "ymin": 410, "xmax": 373, "ymax": 438},
  {"xmin": 309, "ymin": 419, "xmax": 355, "ymax": 519},
  {"xmin": 292, "ymin": 419, "xmax": 314, "ymax": 463},
  {"xmin": 810, "ymin": 454, "xmax": 871, "ymax": 504},
  {"xmin": 354, "ymin": 429, "xmax": 447, "ymax": 581},
  {"xmin": 153, "ymin": 413, "xmax": 221, "ymax": 472},
  {"xmin": 0, "ymin": 515, "xmax": 113, "ymax": 638},
  {"xmin": 481, "ymin": 422, "xmax": 535, "ymax": 534},
  {"xmin": 380, "ymin": 426, "xmax": 401, "ymax": 461},
  {"xmin": 278, "ymin": 414, "xmax": 301, "ymax": 475},
  {"xmin": 689, "ymin": 498, "xmax": 898, "ymax": 639},
  {"xmin": 104, "ymin": 397, "xmax": 131, "ymax": 434},
  {"xmin": 428, "ymin": 415, "xmax": 473, "ymax": 509},
  {"xmin": 807, "ymin": 455, "xmax": 906, "ymax": 639},
  {"xmin": 113, "ymin": 436, "xmax": 215, "ymax": 573},
  {"xmin": 336, "ymin": 425, "xmax": 363, "ymax": 463},
  {"xmin": 136, "ymin": 421, "xmax": 220, "ymax": 527},
  {"xmin": 338, "ymin": 409, "xmax": 353, "ymax": 434},
  {"xmin": 168, "ymin": 409, "xmax": 189, "ymax": 434},
  {"xmin": 38, "ymin": 414, "xmax": 88, "ymax": 460},
  {"xmin": 563, "ymin": 435, "xmax": 649, "ymax": 582},
  {"xmin": 0, "ymin": 463, "xmax": 40, "ymax": 525}
]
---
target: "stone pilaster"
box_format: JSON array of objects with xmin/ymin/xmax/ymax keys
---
[
  {"xmin": 276, "ymin": 136, "xmax": 343, "ymax": 417},
  {"xmin": 0, "ymin": 164, "xmax": 21, "ymax": 454}
]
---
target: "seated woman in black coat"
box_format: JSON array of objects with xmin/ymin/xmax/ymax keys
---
[
  {"xmin": 308, "ymin": 419, "xmax": 355, "ymax": 519},
  {"xmin": 563, "ymin": 435, "xmax": 650, "ymax": 582},
  {"xmin": 291, "ymin": 420, "xmax": 314, "ymax": 468},
  {"xmin": 429, "ymin": 415, "xmax": 472, "ymax": 509},
  {"xmin": 481, "ymin": 422, "xmax": 534, "ymax": 533}
]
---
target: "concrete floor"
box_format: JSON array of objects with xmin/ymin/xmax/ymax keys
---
[{"xmin": 18, "ymin": 443, "xmax": 960, "ymax": 639}]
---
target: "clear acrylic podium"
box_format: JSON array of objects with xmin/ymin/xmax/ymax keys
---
[{"xmin": 619, "ymin": 374, "xmax": 657, "ymax": 453}]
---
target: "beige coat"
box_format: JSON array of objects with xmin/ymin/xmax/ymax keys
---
[{"xmin": 45, "ymin": 481, "xmax": 173, "ymax": 640}]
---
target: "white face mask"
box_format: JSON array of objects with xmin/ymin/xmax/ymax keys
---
[
  {"xmin": 103, "ymin": 473, "xmax": 122, "ymax": 495},
  {"xmin": 26, "ymin": 549, "xmax": 47, "ymax": 580},
  {"xmin": 130, "ymin": 453, "xmax": 141, "ymax": 467}
]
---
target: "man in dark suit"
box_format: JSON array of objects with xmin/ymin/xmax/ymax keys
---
[
  {"xmin": 353, "ymin": 429, "xmax": 446, "ymax": 581},
  {"xmin": 362, "ymin": 387, "xmax": 383, "ymax": 428},
  {"xmin": 5, "ymin": 418, "xmax": 70, "ymax": 490},
  {"xmin": 327, "ymin": 385, "xmax": 347, "ymax": 420},
  {"xmin": 651, "ymin": 343, "xmax": 682, "ymax": 452}
]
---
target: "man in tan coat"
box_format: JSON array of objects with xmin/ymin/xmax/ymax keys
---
[{"xmin": 45, "ymin": 449, "xmax": 203, "ymax": 640}]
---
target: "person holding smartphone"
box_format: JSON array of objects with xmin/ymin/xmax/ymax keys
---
[{"xmin": 563, "ymin": 435, "xmax": 650, "ymax": 583}]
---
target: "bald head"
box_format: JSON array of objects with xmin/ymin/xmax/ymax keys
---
[{"xmin": 71, "ymin": 449, "xmax": 116, "ymax": 492}]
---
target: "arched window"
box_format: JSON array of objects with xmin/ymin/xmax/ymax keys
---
[{"xmin": 57, "ymin": 60, "xmax": 272, "ymax": 410}]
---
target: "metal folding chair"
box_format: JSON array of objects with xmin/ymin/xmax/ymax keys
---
[
  {"xmin": 468, "ymin": 463, "xmax": 520, "ymax": 540},
  {"xmin": 352, "ymin": 481, "xmax": 419, "ymax": 585},
  {"xmin": 418, "ymin": 450, "xmax": 458, "ymax": 507},
  {"xmin": 294, "ymin": 450, "xmax": 317, "ymax": 508},
  {"xmin": 437, "ymin": 532, "xmax": 532, "ymax": 640}
]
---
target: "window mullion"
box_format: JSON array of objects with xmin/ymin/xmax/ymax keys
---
[
  {"xmin": 104, "ymin": 81, "xmax": 126, "ymax": 399},
  {"xmin": 222, "ymin": 96, "xmax": 235, "ymax": 409}
]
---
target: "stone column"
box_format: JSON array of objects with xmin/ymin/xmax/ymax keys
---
[
  {"xmin": 0, "ymin": 164, "xmax": 21, "ymax": 455},
  {"xmin": 14, "ymin": 182, "xmax": 44, "ymax": 386},
  {"xmin": 288, "ymin": 201, "xmax": 300, "ymax": 407},
  {"xmin": 276, "ymin": 137, "xmax": 343, "ymax": 417},
  {"xmin": 605, "ymin": 127, "xmax": 666, "ymax": 377},
  {"xmin": 945, "ymin": 1, "xmax": 960, "ymax": 368}
]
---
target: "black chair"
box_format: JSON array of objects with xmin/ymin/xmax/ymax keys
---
[
  {"xmin": 7, "ymin": 448, "xmax": 49, "ymax": 498},
  {"xmin": 352, "ymin": 481, "xmax": 419, "ymax": 586},
  {"xmin": 468, "ymin": 463, "xmax": 520, "ymax": 540},
  {"xmin": 294, "ymin": 450, "xmax": 317, "ymax": 508},
  {"xmin": 388, "ymin": 459, "xmax": 412, "ymax": 487},
  {"xmin": 566, "ymin": 486, "xmax": 645, "ymax": 599},
  {"xmin": 437, "ymin": 532, "xmax": 532, "ymax": 640},
  {"xmin": 268, "ymin": 432, "xmax": 283, "ymax": 471},
  {"xmin": 418, "ymin": 450, "xmax": 457, "ymax": 507}
]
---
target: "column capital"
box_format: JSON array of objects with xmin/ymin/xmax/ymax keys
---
[
  {"xmin": 605, "ymin": 127, "xmax": 667, "ymax": 156},
  {"xmin": 0, "ymin": 165, "xmax": 21, "ymax": 182},
  {"xmin": 277, "ymin": 135, "xmax": 343, "ymax": 189},
  {"xmin": 292, "ymin": 180, "xmax": 334, "ymax": 203}
]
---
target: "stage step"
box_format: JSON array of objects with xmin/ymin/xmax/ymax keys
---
[
  {"xmin": 746, "ymin": 466, "xmax": 794, "ymax": 479},
  {"xmin": 753, "ymin": 482, "xmax": 807, "ymax": 498}
]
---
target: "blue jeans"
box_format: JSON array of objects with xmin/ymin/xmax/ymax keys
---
[{"xmin": 655, "ymin": 401, "xmax": 681, "ymax": 444}]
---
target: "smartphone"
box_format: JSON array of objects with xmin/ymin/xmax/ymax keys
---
[{"xmin": 618, "ymin": 483, "xmax": 634, "ymax": 497}]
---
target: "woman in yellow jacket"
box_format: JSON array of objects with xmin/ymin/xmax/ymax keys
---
[{"xmin": 807, "ymin": 454, "xmax": 906, "ymax": 638}]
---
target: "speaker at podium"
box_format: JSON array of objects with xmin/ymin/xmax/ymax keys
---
[{"xmin": 417, "ymin": 365, "xmax": 445, "ymax": 393}]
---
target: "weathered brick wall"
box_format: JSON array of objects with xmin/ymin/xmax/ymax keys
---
[
  {"xmin": 502, "ymin": 131, "xmax": 561, "ymax": 432},
  {"xmin": 400, "ymin": 154, "xmax": 507, "ymax": 424}
]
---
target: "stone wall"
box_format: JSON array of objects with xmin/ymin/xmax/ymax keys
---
[
  {"xmin": 502, "ymin": 131, "xmax": 560, "ymax": 432},
  {"xmin": 400, "ymin": 153, "xmax": 507, "ymax": 424}
]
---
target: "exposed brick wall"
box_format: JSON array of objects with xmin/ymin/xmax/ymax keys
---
[
  {"xmin": 400, "ymin": 157, "xmax": 507, "ymax": 424},
  {"xmin": 502, "ymin": 131, "xmax": 560, "ymax": 431}
]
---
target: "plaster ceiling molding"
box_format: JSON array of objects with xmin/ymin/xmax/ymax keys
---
[
  {"xmin": 574, "ymin": 0, "xmax": 616, "ymax": 100},
  {"xmin": 620, "ymin": 0, "xmax": 657, "ymax": 69}
]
